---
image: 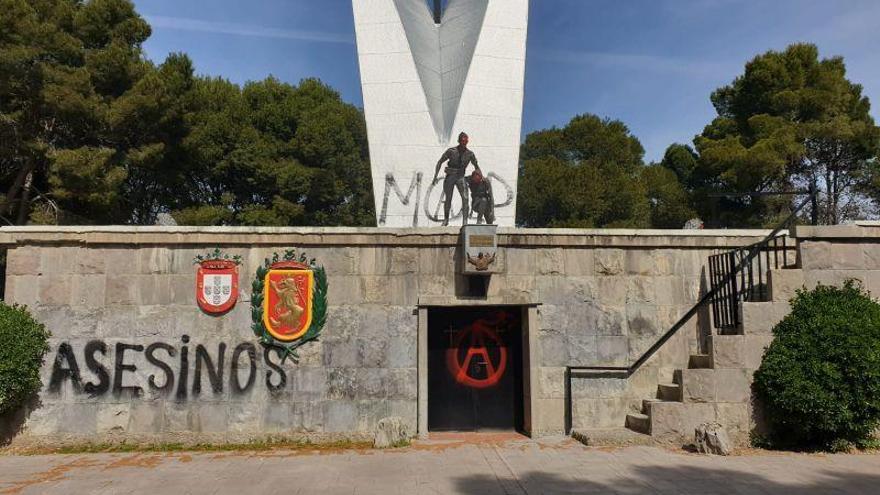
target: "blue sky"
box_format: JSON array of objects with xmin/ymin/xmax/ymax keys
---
[{"xmin": 134, "ymin": 0, "xmax": 880, "ymax": 162}]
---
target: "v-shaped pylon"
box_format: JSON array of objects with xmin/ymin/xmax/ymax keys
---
[{"xmin": 394, "ymin": 0, "xmax": 489, "ymax": 144}]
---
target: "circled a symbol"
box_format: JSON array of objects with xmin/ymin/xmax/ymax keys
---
[{"xmin": 446, "ymin": 322, "xmax": 507, "ymax": 389}]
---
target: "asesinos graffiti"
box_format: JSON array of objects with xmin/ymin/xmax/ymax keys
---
[
  {"xmin": 47, "ymin": 336, "xmax": 291, "ymax": 400},
  {"xmin": 379, "ymin": 172, "xmax": 514, "ymax": 227}
]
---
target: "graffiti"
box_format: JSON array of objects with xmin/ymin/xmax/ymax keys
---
[
  {"xmin": 445, "ymin": 315, "xmax": 510, "ymax": 389},
  {"xmin": 379, "ymin": 171, "xmax": 514, "ymax": 227},
  {"xmin": 47, "ymin": 336, "xmax": 290, "ymax": 399},
  {"xmin": 379, "ymin": 172, "xmax": 422, "ymax": 226}
]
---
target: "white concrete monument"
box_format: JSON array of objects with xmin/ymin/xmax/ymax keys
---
[{"xmin": 352, "ymin": 0, "xmax": 529, "ymax": 227}]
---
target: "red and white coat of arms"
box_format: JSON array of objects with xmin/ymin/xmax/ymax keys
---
[{"xmin": 196, "ymin": 259, "xmax": 239, "ymax": 314}]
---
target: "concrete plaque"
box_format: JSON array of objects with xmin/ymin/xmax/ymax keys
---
[{"xmin": 461, "ymin": 224, "xmax": 499, "ymax": 274}]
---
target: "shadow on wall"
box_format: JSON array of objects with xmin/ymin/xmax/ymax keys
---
[
  {"xmin": 0, "ymin": 394, "xmax": 39, "ymax": 446},
  {"xmin": 452, "ymin": 464, "xmax": 880, "ymax": 494}
]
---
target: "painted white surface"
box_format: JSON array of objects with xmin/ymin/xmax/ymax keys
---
[{"xmin": 353, "ymin": 0, "xmax": 528, "ymax": 227}]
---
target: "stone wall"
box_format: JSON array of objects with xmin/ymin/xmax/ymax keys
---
[{"xmin": 0, "ymin": 226, "xmax": 770, "ymax": 444}]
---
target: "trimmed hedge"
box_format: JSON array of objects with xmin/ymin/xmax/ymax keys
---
[
  {"xmin": 754, "ymin": 281, "xmax": 880, "ymax": 450},
  {"xmin": 0, "ymin": 302, "xmax": 49, "ymax": 415}
]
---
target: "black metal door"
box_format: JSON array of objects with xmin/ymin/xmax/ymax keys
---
[{"xmin": 428, "ymin": 307, "xmax": 523, "ymax": 432}]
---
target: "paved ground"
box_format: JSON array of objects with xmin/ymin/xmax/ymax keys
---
[{"xmin": 1, "ymin": 433, "xmax": 879, "ymax": 494}]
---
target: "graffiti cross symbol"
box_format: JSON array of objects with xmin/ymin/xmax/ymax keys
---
[{"xmin": 446, "ymin": 322, "xmax": 507, "ymax": 389}]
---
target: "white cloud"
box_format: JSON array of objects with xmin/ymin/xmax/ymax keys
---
[{"xmin": 145, "ymin": 15, "xmax": 354, "ymax": 44}]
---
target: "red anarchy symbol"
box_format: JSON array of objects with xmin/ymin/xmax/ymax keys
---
[{"xmin": 446, "ymin": 322, "xmax": 507, "ymax": 389}]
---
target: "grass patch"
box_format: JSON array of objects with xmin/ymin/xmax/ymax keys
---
[{"xmin": 10, "ymin": 438, "xmax": 374, "ymax": 456}]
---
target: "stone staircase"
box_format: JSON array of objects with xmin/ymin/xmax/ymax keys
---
[{"xmin": 624, "ymin": 266, "xmax": 802, "ymax": 444}]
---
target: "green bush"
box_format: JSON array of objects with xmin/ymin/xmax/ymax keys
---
[
  {"xmin": 754, "ymin": 281, "xmax": 880, "ymax": 450},
  {"xmin": 0, "ymin": 303, "xmax": 50, "ymax": 415}
]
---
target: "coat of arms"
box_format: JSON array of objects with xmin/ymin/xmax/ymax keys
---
[
  {"xmin": 194, "ymin": 249, "xmax": 241, "ymax": 314},
  {"xmin": 252, "ymin": 250, "xmax": 327, "ymax": 361}
]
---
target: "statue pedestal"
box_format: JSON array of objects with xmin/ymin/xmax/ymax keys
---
[{"xmin": 460, "ymin": 224, "xmax": 499, "ymax": 275}]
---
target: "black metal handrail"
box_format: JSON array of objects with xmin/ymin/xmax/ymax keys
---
[
  {"xmin": 563, "ymin": 190, "xmax": 817, "ymax": 434},
  {"xmin": 708, "ymin": 234, "xmax": 793, "ymax": 333}
]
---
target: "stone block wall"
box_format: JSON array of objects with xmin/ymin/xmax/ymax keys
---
[{"xmin": 0, "ymin": 226, "xmax": 771, "ymax": 443}]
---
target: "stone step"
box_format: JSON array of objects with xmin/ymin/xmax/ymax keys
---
[
  {"xmin": 674, "ymin": 369, "xmax": 716, "ymax": 403},
  {"xmin": 688, "ymin": 354, "xmax": 712, "ymax": 369},
  {"xmin": 642, "ymin": 398, "xmax": 663, "ymax": 414},
  {"xmin": 571, "ymin": 428, "xmax": 653, "ymax": 447},
  {"xmin": 709, "ymin": 334, "xmax": 746, "ymax": 369},
  {"xmin": 625, "ymin": 413, "xmax": 650, "ymax": 434},
  {"xmin": 768, "ymin": 268, "xmax": 805, "ymax": 302},
  {"xmin": 657, "ymin": 383, "xmax": 682, "ymax": 402},
  {"xmin": 739, "ymin": 301, "xmax": 790, "ymax": 335},
  {"xmin": 647, "ymin": 401, "xmax": 716, "ymax": 442}
]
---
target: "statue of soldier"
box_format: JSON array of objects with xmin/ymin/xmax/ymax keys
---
[
  {"xmin": 433, "ymin": 132, "xmax": 481, "ymax": 226},
  {"xmin": 468, "ymin": 170, "xmax": 495, "ymax": 225}
]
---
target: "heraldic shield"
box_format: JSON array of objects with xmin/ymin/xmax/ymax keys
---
[
  {"xmin": 196, "ymin": 258, "xmax": 239, "ymax": 314},
  {"xmin": 252, "ymin": 249, "xmax": 327, "ymax": 361},
  {"xmin": 263, "ymin": 264, "xmax": 314, "ymax": 342}
]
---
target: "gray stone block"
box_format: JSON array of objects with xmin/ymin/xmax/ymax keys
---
[
  {"xmin": 563, "ymin": 249, "xmax": 594, "ymax": 276},
  {"xmin": 324, "ymin": 400, "xmax": 358, "ymax": 432},
  {"xmin": 128, "ymin": 401, "xmax": 165, "ymax": 434},
  {"xmin": 387, "ymin": 369, "xmax": 417, "ymax": 400},
  {"xmin": 41, "ymin": 247, "xmax": 79, "ymax": 275},
  {"xmin": 75, "ymin": 249, "xmax": 107, "ymax": 274},
  {"xmin": 536, "ymin": 248, "xmax": 564, "ymax": 275},
  {"xmin": 710, "ymin": 335, "xmax": 747, "ymax": 369},
  {"xmin": 327, "ymin": 367, "xmax": 358, "ymax": 400},
  {"xmin": 70, "ymin": 275, "xmax": 106, "ymax": 308},
  {"xmin": 740, "ymin": 302, "xmax": 789, "ymax": 335},
  {"xmin": 538, "ymin": 331, "xmax": 571, "ymax": 367},
  {"xmin": 38, "ymin": 275, "xmax": 71, "ymax": 306},
  {"xmin": 714, "ymin": 369, "xmax": 752, "ymax": 403},
  {"xmin": 596, "ymin": 336, "xmax": 628, "ymax": 365},
  {"xmin": 57, "ymin": 402, "xmax": 98, "ymax": 435},
  {"xmin": 140, "ymin": 248, "xmax": 174, "ymax": 274},
  {"xmin": 567, "ymin": 331, "xmax": 598, "ymax": 365},
  {"xmin": 5, "ymin": 274, "xmax": 38, "ymax": 306},
  {"xmin": 7, "ymin": 247, "xmax": 40, "ymax": 275},
  {"xmin": 768, "ymin": 268, "xmax": 804, "ymax": 302},
  {"xmin": 386, "ymin": 335, "xmax": 417, "ymax": 368},
  {"xmin": 626, "ymin": 305, "xmax": 659, "ymax": 337},
  {"xmin": 262, "ymin": 402, "xmax": 291, "ymax": 432},
  {"xmin": 678, "ymin": 369, "xmax": 716, "ymax": 403},
  {"xmin": 324, "ymin": 340, "xmax": 360, "ymax": 368},
  {"xmin": 506, "ymin": 248, "xmax": 536, "ymax": 275},
  {"xmin": 105, "ymin": 275, "xmax": 139, "ymax": 306},
  {"xmin": 227, "ymin": 401, "xmax": 261, "ymax": 433},
  {"xmin": 291, "ymin": 400, "xmax": 324, "ymax": 431},
  {"xmin": 594, "ymin": 249, "xmax": 624, "ymax": 276}
]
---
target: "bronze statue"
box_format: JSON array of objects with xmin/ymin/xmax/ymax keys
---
[
  {"xmin": 468, "ymin": 170, "xmax": 494, "ymax": 225},
  {"xmin": 433, "ymin": 132, "xmax": 481, "ymax": 226}
]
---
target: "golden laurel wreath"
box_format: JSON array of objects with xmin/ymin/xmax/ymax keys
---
[{"xmin": 251, "ymin": 249, "xmax": 327, "ymax": 362}]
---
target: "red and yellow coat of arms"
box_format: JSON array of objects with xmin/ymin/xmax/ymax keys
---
[
  {"xmin": 252, "ymin": 250, "xmax": 327, "ymax": 361},
  {"xmin": 263, "ymin": 262, "xmax": 314, "ymax": 342},
  {"xmin": 194, "ymin": 250, "xmax": 242, "ymax": 314}
]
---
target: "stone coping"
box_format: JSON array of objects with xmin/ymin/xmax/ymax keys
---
[
  {"xmin": 0, "ymin": 226, "xmax": 775, "ymax": 248},
  {"xmin": 793, "ymin": 223, "xmax": 880, "ymax": 240}
]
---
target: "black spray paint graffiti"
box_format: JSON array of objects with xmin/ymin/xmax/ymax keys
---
[
  {"xmin": 379, "ymin": 171, "xmax": 514, "ymax": 226},
  {"xmin": 47, "ymin": 337, "xmax": 289, "ymax": 400}
]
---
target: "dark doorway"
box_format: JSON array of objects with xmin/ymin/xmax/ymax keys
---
[{"xmin": 428, "ymin": 307, "xmax": 524, "ymax": 432}]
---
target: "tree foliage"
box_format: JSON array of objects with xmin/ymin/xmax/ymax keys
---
[
  {"xmin": 692, "ymin": 44, "xmax": 880, "ymax": 226},
  {"xmin": 0, "ymin": 0, "xmax": 374, "ymax": 226},
  {"xmin": 517, "ymin": 114, "xmax": 652, "ymax": 228}
]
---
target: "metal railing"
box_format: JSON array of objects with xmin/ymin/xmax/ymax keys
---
[
  {"xmin": 708, "ymin": 234, "xmax": 794, "ymax": 333},
  {"xmin": 563, "ymin": 190, "xmax": 817, "ymax": 434}
]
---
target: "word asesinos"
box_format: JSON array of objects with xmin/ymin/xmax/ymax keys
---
[{"xmin": 47, "ymin": 336, "xmax": 290, "ymax": 399}]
